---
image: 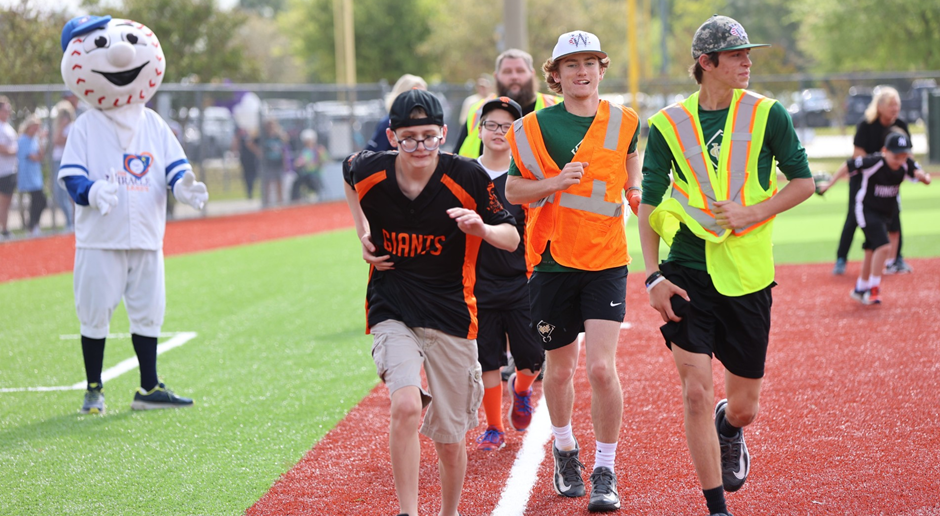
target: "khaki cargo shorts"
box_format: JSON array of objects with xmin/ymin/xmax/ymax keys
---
[{"xmin": 371, "ymin": 320, "xmax": 483, "ymax": 443}]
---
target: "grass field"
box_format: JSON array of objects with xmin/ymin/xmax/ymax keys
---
[{"xmin": 1, "ymin": 178, "xmax": 938, "ymax": 514}]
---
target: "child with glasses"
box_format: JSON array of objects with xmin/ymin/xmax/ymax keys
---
[
  {"xmin": 472, "ymin": 97, "xmax": 545, "ymax": 452},
  {"xmin": 342, "ymin": 89, "xmax": 520, "ymax": 516}
]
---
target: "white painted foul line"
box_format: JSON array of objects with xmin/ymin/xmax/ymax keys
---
[
  {"xmin": 0, "ymin": 332, "xmax": 197, "ymax": 393},
  {"xmin": 490, "ymin": 393, "xmax": 553, "ymax": 516}
]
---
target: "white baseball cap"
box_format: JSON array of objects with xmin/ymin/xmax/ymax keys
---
[{"xmin": 551, "ymin": 30, "xmax": 607, "ymax": 62}]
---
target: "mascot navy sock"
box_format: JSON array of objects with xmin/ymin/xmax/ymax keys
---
[
  {"xmin": 132, "ymin": 334, "xmax": 159, "ymax": 391},
  {"xmin": 81, "ymin": 336, "xmax": 106, "ymax": 388}
]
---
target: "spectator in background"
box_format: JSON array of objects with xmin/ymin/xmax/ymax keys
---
[
  {"xmin": 365, "ymin": 74, "xmax": 427, "ymax": 152},
  {"xmin": 830, "ymin": 86, "xmax": 911, "ymax": 275},
  {"xmin": 51, "ymin": 100, "xmax": 76, "ymax": 231},
  {"xmin": 291, "ymin": 129, "xmax": 329, "ymax": 202},
  {"xmin": 234, "ymin": 127, "xmax": 260, "ymax": 199},
  {"xmin": 17, "ymin": 115, "xmax": 46, "ymax": 237},
  {"xmin": 261, "ymin": 118, "xmax": 288, "ymax": 205},
  {"xmin": 0, "ymin": 96, "xmax": 16, "ymax": 239},
  {"xmin": 458, "ymin": 74, "xmax": 494, "ymax": 125}
]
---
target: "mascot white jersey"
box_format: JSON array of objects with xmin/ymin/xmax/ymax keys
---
[{"xmin": 57, "ymin": 15, "xmax": 204, "ymax": 413}]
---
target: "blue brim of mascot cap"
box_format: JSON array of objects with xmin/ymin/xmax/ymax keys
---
[{"xmin": 61, "ymin": 15, "xmax": 112, "ymax": 53}]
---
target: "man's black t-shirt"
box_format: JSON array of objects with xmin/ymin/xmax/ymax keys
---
[
  {"xmin": 343, "ymin": 151, "xmax": 515, "ymax": 338},
  {"xmin": 474, "ymin": 171, "xmax": 527, "ymax": 309},
  {"xmin": 846, "ymin": 153, "xmax": 919, "ymax": 215},
  {"xmin": 853, "ymin": 118, "xmax": 910, "ymax": 155}
]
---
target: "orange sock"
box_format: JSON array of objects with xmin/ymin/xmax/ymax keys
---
[
  {"xmin": 482, "ymin": 385, "xmax": 504, "ymax": 432},
  {"xmin": 513, "ymin": 369, "xmax": 538, "ymax": 394}
]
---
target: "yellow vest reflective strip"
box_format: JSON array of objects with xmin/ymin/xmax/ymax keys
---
[{"xmin": 459, "ymin": 93, "xmax": 558, "ymax": 158}]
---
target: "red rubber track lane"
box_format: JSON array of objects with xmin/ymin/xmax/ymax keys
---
[
  {"xmin": 0, "ymin": 201, "xmax": 352, "ymax": 283},
  {"xmin": 249, "ymin": 259, "xmax": 940, "ymax": 516}
]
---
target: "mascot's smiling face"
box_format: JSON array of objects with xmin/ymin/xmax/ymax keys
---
[{"xmin": 61, "ymin": 16, "xmax": 165, "ymax": 110}]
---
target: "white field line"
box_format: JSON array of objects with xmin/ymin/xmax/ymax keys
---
[
  {"xmin": 490, "ymin": 389, "xmax": 552, "ymax": 516},
  {"xmin": 0, "ymin": 332, "xmax": 197, "ymax": 393}
]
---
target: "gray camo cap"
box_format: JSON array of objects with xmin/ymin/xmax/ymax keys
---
[{"xmin": 691, "ymin": 15, "xmax": 769, "ymax": 59}]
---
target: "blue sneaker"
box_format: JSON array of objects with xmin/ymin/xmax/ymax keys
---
[
  {"xmin": 130, "ymin": 382, "xmax": 193, "ymax": 410},
  {"xmin": 833, "ymin": 258, "xmax": 846, "ymax": 275},
  {"xmin": 476, "ymin": 425, "xmax": 505, "ymax": 451}
]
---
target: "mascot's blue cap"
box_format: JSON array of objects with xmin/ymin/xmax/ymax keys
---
[{"xmin": 61, "ymin": 15, "xmax": 112, "ymax": 52}]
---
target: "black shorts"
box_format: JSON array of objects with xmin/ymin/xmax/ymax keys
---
[
  {"xmin": 476, "ymin": 307, "xmax": 544, "ymax": 373},
  {"xmin": 0, "ymin": 175, "xmax": 15, "ymax": 195},
  {"xmin": 859, "ymin": 207, "xmax": 892, "ymax": 250},
  {"xmin": 528, "ymin": 266, "xmax": 627, "ymax": 351},
  {"xmin": 659, "ymin": 262, "xmax": 772, "ymax": 379}
]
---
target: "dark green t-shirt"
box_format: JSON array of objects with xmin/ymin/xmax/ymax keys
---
[
  {"xmin": 641, "ymin": 99, "xmax": 811, "ymax": 270},
  {"xmin": 508, "ymin": 102, "xmax": 639, "ymax": 272}
]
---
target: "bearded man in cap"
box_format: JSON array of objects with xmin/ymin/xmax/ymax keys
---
[
  {"xmin": 637, "ymin": 15, "xmax": 815, "ymax": 516},
  {"xmin": 505, "ymin": 30, "xmax": 641, "ymax": 513}
]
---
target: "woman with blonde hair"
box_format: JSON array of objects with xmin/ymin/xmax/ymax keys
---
[
  {"xmin": 365, "ymin": 74, "xmax": 427, "ymax": 152},
  {"xmin": 828, "ymin": 85, "xmax": 911, "ymax": 275}
]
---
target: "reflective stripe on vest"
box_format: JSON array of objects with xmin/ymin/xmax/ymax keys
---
[
  {"xmin": 658, "ymin": 91, "xmax": 766, "ymax": 238},
  {"xmin": 510, "ymin": 117, "xmax": 555, "ymax": 208}
]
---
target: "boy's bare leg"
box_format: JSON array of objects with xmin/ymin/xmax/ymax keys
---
[{"xmin": 390, "ymin": 386, "xmax": 422, "ymax": 516}]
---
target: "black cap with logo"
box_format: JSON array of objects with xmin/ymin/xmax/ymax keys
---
[
  {"xmin": 885, "ymin": 131, "xmax": 913, "ymax": 153},
  {"xmin": 480, "ymin": 96, "xmax": 523, "ymax": 121},
  {"xmin": 389, "ymin": 89, "xmax": 445, "ymax": 130}
]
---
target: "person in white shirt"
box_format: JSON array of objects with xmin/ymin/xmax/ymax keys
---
[{"xmin": 0, "ymin": 96, "xmax": 17, "ymax": 239}]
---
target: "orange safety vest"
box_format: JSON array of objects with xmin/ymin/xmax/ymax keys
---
[{"xmin": 507, "ymin": 100, "xmax": 639, "ymax": 271}]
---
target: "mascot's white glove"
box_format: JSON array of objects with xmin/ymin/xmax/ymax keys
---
[
  {"xmin": 173, "ymin": 170, "xmax": 209, "ymax": 210},
  {"xmin": 88, "ymin": 174, "xmax": 120, "ymax": 216}
]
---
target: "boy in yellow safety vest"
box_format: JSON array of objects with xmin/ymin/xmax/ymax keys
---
[{"xmin": 637, "ymin": 15, "xmax": 815, "ymax": 516}]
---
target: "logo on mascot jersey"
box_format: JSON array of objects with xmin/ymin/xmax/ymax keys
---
[{"xmin": 124, "ymin": 153, "xmax": 153, "ymax": 178}]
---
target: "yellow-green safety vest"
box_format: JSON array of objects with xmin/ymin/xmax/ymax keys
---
[
  {"xmin": 457, "ymin": 93, "xmax": 559, "ymax": 158},
  {"xmin": 648, "ymin": 89, "xmax": 777, "ymax": 296}
]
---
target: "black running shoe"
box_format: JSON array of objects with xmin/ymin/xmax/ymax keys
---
[
  {"xmin": 552, "ymin": 440, "xmax": 586, "ymax": 497},
  {"xmin": 131, "ymin": 382, "xmax": 194, "ymax": 410},
  {"xmin": 715, "ymin": 399, "xmax": 749, "ymax": 492},
  {"xmin": 587, "ymin": 466, "xmax": 620, "ymax": 512}
]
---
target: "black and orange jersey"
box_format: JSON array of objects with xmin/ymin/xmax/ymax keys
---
[
  {"xmin": 474, "ymin": 171, "xmax": 527, "ymax": 310},
  {"xmin": 344, "ymin": 151, "xmax": 515, "ymax": 339}
]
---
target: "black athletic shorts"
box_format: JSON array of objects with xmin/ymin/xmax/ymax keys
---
[
  {"xmin": 528, "ymin": 266, "xmax": 627, "ymax": 351},
  {"xmin": 0, "ymin": 175, "xmax": 15, "ymax": 195},
  {"xmin": 476, "ymin": 307, "xmax": 544, "ymax": 373},
  {"xmin": 860, "ymin": 207, "xmax": 893, "ymax": 250},
  {"xmin": 659, "ymin": 261, "xmax": 773, "ymax": 379}
]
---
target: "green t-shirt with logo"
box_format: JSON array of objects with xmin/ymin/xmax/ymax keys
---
[
  {"xmin": 641, "ymin": 99, "xmax": 811, "ymax": 271},
  {"xmin": 508, "ymin": 102, "xmax": 639, "ymax": 272}
]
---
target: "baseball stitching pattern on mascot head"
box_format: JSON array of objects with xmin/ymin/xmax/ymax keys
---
[{"xmin": 60, "ymin": 15, "xmax": 166, "ymax": 110}]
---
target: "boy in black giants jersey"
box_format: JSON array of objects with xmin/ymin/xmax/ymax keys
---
[
  {"xmin": 822, "ymin": 132, "xmax": 930, "ymax": 305},
  {"xmin": 472, "ymin": 97, "xmax": 545, "ymax": 452},
  {"xmin": 342, "ymin": 89, "xmax": 519, "ymax": 516}
]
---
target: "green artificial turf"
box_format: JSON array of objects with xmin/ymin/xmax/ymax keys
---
[
  {"xmin": 0, "ymin": 230, "xmax": 378, "ymax": 515},
  {"xmin": 1, "ymin": 176, "xmax": 937, "ymax": 514}
]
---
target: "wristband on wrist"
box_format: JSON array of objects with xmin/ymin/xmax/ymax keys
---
[
  {"xmin": 645, "ymin": 270, "xmax": 663, "ymax": 287},
  {"xmin": 626, "ymin": 186, "xmax": 641, "ymax": 193},
  {"xmin": 645, "ymin": 276, "xmax": 666, "ymax": 292}
]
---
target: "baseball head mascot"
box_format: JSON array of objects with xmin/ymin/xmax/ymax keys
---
[{"xmin": 57, "ymin": 15, "xmax": 207, "ymax": 414}]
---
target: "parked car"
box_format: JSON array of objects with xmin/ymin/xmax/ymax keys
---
[
  {"xmin": 843, "ymin": 86, "xmax": 873, "ymax": 126},
  {"xmin": 178, "ymin": 106, "xmax": 235, "ymax": 159},
  {"xmin": 788, "ymin": 88, "xmax": 833, "ymax": 128}
]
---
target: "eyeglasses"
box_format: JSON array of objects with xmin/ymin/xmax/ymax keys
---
[
  {"xmin": 481, "ymin": 121, "xmax": 513, "ymax": 134},
  {"xmin": 395, "ymin": 135, "xmax": 443, "ymax": 153}
]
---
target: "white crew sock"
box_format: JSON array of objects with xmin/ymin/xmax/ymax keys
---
[
  {"xmin": 594, "ymin": 441, "xmax": 618, "ymax": 472},
  {"xmin": 856, "ymin": 277, "xmax": 869, "ymax": 292},
  {"xmin": 551, "ymin": 423, "xmax": 576, "ymax": 451}
]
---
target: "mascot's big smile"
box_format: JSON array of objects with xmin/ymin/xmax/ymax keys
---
[{"xmin": 93, "ymin": 61, "xmax": 149, "ymax": 86}]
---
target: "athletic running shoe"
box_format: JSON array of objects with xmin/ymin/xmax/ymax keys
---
[
  {"xmin": 587, "ymin": 466, "xmax": 621, "ymax": 512},
  {"xmin": 130, "ymin": 382, "xmax": 194, "ymax": 410},
  {"xmin": 507, "ymin": 373, "xmax": 533, "ymax": 431},
  {"xmin": 885, "ymin": 257, "xmax": 913, "ymax": 275},
  {"xmin": 850, "ymin": 288, "xmax": 868, "ymax": 303},
  {"xmin": 833, "ymin": 258, "xmax": 846, "ymax": 275},
  {"xmin": 476, "ymin": 426, "xmax": 506, "ymax": 451},
  {"xmin": 552, "ymin": 439, "xmax": 586, "ymax": 497},
  {"xmin": 865, "ymin": 286, "xmax": 881, "ymax": 305},
  {"xmin": 715, "ymin": 399, "xmax": 749, "ymax": 492},
  {"xmin": 80, "ymin": 383, "xmax": 105, "ymax": 415}
]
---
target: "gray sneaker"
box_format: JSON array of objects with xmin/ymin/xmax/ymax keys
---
[
  {"xmin": 552, "ymin": 440, "xmax": 586, "ymax": 498},
  {"xmin": 130, "ymin": 382, "xmax": 193, "ymax": 410},
  {"xmin": 833, "ymin": 258, "xmax": 846, "ymax": 275},
  {"xmin": 80, "ymin": 383, "xmax": 106, "ymax": 414},
  {"xmin": 885, "ymin": 257, "xmax": 913, "ymax": 274},
  {"xmin": 587, "ymin": 466, "xmax": 621, "ymax": 512},
  {"xmin": 715, "ymin": 399, "xmax": 749, "ymax": 492}
]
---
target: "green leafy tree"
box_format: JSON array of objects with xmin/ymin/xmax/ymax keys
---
[
  {"xmin": 82, "ymin": 0, "xmax": 261, "ymax": 83},
  {"xmin": 282, "ymin": 0, "xmax": 436, "ymax": 83},
  {"xmin": 0, "ymin": 1, "xmax": 73, "ymax": 85}
]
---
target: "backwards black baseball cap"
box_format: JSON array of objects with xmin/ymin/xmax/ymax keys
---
[
  {"xmin": 885, "ymin": 131, "xmax": 913, "ymax": 153},
  {"xmin": 389, "ymin": 89, "xmax": 444, "ymax": 130},
  {"xmin": 480, "ymin": 96, "xmax": 523, "ymax": 121}
]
